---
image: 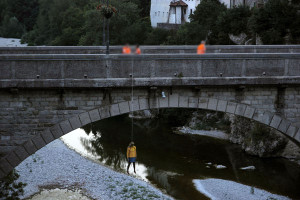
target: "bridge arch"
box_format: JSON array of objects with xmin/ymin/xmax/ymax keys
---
[{"xmin": 1, "ymin": 96, "xmax": 300, "ymax": 179}]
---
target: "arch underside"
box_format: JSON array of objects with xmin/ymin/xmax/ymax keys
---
[{"xmin": 1, "ymin": 96, "xmax": 300, "ymax": 179}]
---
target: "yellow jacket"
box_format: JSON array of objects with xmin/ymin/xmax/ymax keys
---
[{"xmin": 127, "ymin": 146, "xmax": 137, "ymax": 158}]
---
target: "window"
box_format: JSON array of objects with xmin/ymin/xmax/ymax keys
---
[
  {"xmin": 155, "ymin": 12, "xmax": 157, "ymax": 16},
  {"xmin": 163, "ymin": 12, "xmax": 164, "ymax": 17},
  {"xmin": 190, "ymin": 9, "xmax": 192, "ymax": 14},
  {"xmin": 183, "ymin": 8, "xmax": 186, "ymax": 14},
  {"xmin": 158, "ymin": 11, "xmax": 160, "ymax": 16}
]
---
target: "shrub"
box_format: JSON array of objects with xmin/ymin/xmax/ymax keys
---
[{"xmin": 0, "ymin": 170, "xmax": 27, "ymax": 200}]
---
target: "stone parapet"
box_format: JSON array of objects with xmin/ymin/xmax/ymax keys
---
[
  {"xmin": 0, "ymin": 53, "xmax": 299, "ymax": 88},
  {"xmin": 0, "ymin": 45, "xmax": 300, "ymax": 54}
]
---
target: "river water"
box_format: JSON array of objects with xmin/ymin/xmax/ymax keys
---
[{"xmin": 62, "ymin": 110, "xmax": 300, "ymax": 200}]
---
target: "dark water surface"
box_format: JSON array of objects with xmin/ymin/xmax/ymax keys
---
[{"xmin": 63, "ymin": 113, "xmax": 300, "ymax": 200}]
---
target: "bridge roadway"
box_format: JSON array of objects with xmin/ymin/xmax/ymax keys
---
[{"xmin": 0, "ymin": 45, "xmax": 300, "ymax": 179}]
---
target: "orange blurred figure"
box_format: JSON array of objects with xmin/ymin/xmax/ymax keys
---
[
  {"xmin": 123, "ymin": 44, "xmax": 131, "ymax": 54},
  {"xmin": 135, "ymin": 45, "xmax": 141, "ymax": 54},
  {"xmin": 197, "ymin": 40, "xmax": 206, "ymax": 54}
]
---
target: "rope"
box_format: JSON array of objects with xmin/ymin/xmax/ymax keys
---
[{"xmin": 131, "ymin": 58, "xmax": 134, "ymax": 142}]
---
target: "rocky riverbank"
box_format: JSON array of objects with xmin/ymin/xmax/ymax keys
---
[
  {"xmin": 230, "ymin": 115, "xmax": 300, "ymax": 164},
  {"xmin": 173, "ymin": 110, "xmax": 300, "ymax": 164},
  {"xmin": 193, "ymin": 179, "xmax": 290, "ymax": 200},
  {"xmin": 15, "ymin": 139, "xmax": 173, "ymax": 200}
]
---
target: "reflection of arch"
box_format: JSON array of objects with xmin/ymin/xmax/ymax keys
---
[{"xmin": 1, "ymin": 96, "xmax": 300, "ymax": 178}]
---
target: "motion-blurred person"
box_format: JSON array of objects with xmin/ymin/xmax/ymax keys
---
[
  {"xmin": 123, "ymin": 44, "xmax": 131, "ymax": 54},
  {"xmin": 135, "ymin": 45, "xmax": 141, "ymax": 54},
  {"xmin": 197, "ymin": 40, "xmax": 206, "ymax": 54}
]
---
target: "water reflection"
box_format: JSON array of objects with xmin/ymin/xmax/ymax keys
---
[
  {"xmin": 62, "ymin": 128, "xmax": 149, "ymax": 181},
  {"xmin": 62, "ymin": 110, "xmax": 300, "ymax": 200}
]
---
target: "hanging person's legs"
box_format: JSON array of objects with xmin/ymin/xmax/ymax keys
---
[
  {"xmin": 127, "ymin": 161, "xmax": 131, "ymax": 174},
  {"xmin": 133, "ymin": 162, "xmax": 136, "ymax": 173},
  {"xmin": 127, "ymin": 157, "xmax": 136, "ymax": 174}
]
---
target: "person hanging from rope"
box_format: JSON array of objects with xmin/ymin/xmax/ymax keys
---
[
  {"xmin": 197, "ymin": 40, "xmax": 206, "ymax": 54},
  {"xmin": 122, "ymin": 43, "xmax": 131, "ymax": 54},
  {"xmin": 126, "ymin": 141, "xmax": 137, "ymax": 174}
]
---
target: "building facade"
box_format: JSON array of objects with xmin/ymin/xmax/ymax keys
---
[
  {"xmin": 229, "ymin": 0, "xmax": 267, "ymax": 8},
  {"xmin": 150, "ymin": 0, "xmax": 231, "ymax": 28},
  {"xmin": 150, "ymin": 0, "xmax": 201, "ymax": 28}
]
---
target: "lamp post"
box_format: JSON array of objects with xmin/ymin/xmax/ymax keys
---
[
  {"xmin": 102, "ymin": 0, "xmax": 105, "ymax": 46},
  {"xmin": 106, "ymin": 0, "xmax": 109, "ymax": 55},
  {"xmin": 98, "ymin": 0, "xmax": 116, "ymax": 54}
]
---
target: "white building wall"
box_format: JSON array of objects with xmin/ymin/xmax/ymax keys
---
[
  {"xmin": 150, "ymin": 0, "xmax": 171, "ymax": 27},
  {"xmin": 150, "ymin": 0, "xmax": 232, "ymax": 28},
  {"xmin": 181, "ymin": 0, "xmax": 200, "ymax": 22},
  {"xmin": 229, "ymin": 0, "xmax": 262, "ymax": 8},
  {"xmin": 175, "ymin": 7, "xmax": 182, "ymax": 24},
  {"xmin": 169, "ymin": 7, "xmax": 176, "ymax": 23},
  {"xmin": 220, "ymin": 0, "xmax": 230, "ymax": 8}
]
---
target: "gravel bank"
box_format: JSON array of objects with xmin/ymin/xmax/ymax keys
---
[
  {"xmin": 193, "ymin": 179, "xmax": 291, "ymax": 200},
  {"xmin": 0, "ymin": 37, "xmax": 27, "ymax": 47},
  {"xmin": 15, "ymin": 140, "xmax": 173, "ymax": 200}
]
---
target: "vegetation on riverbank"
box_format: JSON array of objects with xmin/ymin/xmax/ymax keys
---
[
  {"xmin": 0, "ymin": 170, "xmax": 26, "ymax": 200},
  {"xmin": 0, "ymin": 0, "xmax": 299, "ymax": 45}
]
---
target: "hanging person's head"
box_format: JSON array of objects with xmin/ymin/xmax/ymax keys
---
[{"xmin": 129, "ymin": 141, "xmax": 135, "ymax": 147}]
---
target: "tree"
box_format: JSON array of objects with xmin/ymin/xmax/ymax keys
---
[
  {"xmin": 212, "ymin": 5, "xmax": 252, "ymax": 44},
  {"xmin": 189, "ymin": 0, "xmax": 227, "ymax": 44},
  {"xmin": 248, "ymin": 0, "xmax": 297, "ymax": 44},
  {"xmin": 108, "ymin": 0, "xmax": 142, "ymax": 44},
  {"xmin": 51, "ymin": 7, "xmax": 85, "ymax": 45},
  {"xmin": 0, "ymin": 0, "xmax": 39, "ymax": 32},
  {"xmin": 289, "ymin": 0, "xmax": 300, "ymax": 43},
  {"xmin": 171, "ymin": 22, "xmax": 206, "ymax": 45},
  {"xmin": 144, "ymin": 28, "xmax": 170, "ymax": 45},
  {"xmin": 0, "ymin": 16, "xmax": 25, "ymax": 38},
  {"xmin": 79, "ymin": 9, "xmax": 103, "ymax": 46}
]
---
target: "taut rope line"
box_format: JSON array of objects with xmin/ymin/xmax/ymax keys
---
[{"xmin": 131, "ymin": 58, "xmax": 134, "ymax": 142}]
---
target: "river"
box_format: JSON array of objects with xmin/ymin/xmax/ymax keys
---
[{"xmin": 62, "ymin": 110, "xmax": 300, "ymax": 200}]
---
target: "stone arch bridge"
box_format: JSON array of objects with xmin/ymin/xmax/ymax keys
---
[{"xmin": 0, "ymin": 45, "xmax": 300, "ymax": 179}]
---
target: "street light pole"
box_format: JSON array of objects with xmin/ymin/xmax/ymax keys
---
[
  {"xmin": 106, "ymin": 0, "xmax": 110, "ymax": 54},
  {"xmin": 102, "ymin": 0, "xmax": 105, "ymax": 46}
]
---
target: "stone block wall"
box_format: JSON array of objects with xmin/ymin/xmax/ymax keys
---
[
  {"xmin": 1, "ymin": 86, "xmax": 300, "ymax": 156},
  {"xmin": 1, "ymin": 86, "xmax": 300, "ymax": 178}
]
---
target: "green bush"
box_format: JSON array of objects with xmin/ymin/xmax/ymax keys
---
[{"xmin": 0, "ymin": 170, "xmax": 27, "ymax": 200}]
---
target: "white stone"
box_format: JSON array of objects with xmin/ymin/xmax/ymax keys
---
[
  {"xmin": 240, "ymin": 166, "xmax": 256, "ymax": 170},
  {"xmin": 215, "ymin": 165, "xmax": 227, "ymax": 169}
]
